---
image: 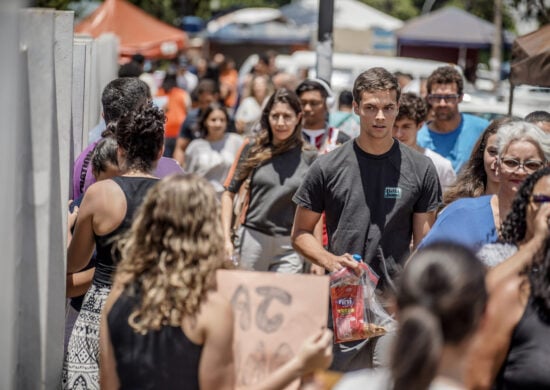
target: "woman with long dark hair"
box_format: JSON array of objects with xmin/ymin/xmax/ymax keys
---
[
  {"xmin": 442, "ymin": 118, "xmax": 508, "ymax": 206},
  {"xmin": 184, "ymin": 102, "xmax": 244, "ymax": 194},
  {"xmin": 221, "ymin": 88, "xmax": 317, "ymax": 273}
]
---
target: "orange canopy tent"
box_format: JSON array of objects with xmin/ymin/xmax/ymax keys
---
[{"xmin": 75, "ymin": 0, "xmax": 187, "ymax": 59}]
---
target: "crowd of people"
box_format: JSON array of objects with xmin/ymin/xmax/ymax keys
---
[{"xmin": 63, "ymin": 49, "xmax": 550, "ymax": 390}]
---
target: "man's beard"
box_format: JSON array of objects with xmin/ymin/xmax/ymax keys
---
[{"xmin": 433, "ymin": 108, "xmax": 456, "ymax": 121}]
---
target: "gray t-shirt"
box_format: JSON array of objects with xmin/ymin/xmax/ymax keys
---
[
  {"xmin": 226, "ymin": 142, "xmax": 318, "ymax": 236},
  {"xmin": 185, "ymin": 133, "xmax": 244, "ymax": 193},
  {"xmin": 293, "ymin": 140, "xmax": 441, "ymax": 281}
]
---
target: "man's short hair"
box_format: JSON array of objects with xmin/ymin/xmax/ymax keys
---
[
  {"xmin": 118, "ymin": 61, "xmax": 142, "ymax": 78},
  {"xmin": 131, "ymin": 53, "xmax": 145, "ymax": 65},
  {"xmin": 426, "ymin": 66, "xmax": 464, "ymax": 96},
  {"xmin": 396, "ymin": 92, "xmax": 428, "ymax": 125},
  {"xmin": 525, "ymin": 110, "xmax": 550, "ymax": 124},
  {"xmin": 195, "ymin": 78, "xmax": 220, "ymax": 96},
  {"xmin": 338, "ymin": 90, "xmax": 354, "ymax": 108},
  {"xmin": 352, "ymin": 67, "xmax": 400, "ymax": 103},
  {"xmin": 101, "ymin": 78, "xmax": 150, "ymax": 124}
]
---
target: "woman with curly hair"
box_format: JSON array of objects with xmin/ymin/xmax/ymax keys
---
[
  {"xmin": 63, "ymin": 101, "xmax": 164, "ymax": 390},
  {"xmin": 221, "ymin": 88, "xmax": 318, "ymax": 273},
  {"xmin": 466, "ymin": 170, "xmax": 550, "ymax": 388},
  {"xmin": 419, "ymin": 120, "xmax": 550, "ymax": 252},
  {"xmin": 100, "ymin": 174, "xmax": 333, "ymax": 389},
  {"xmin": 442, "ymin": 118, "xmax": 507, "ymax": 206},
  {"xmin": 477, "ymin": 167, "xmax": 550, "ymax": 268}
]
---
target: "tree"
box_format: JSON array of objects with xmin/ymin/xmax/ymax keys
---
[
  {"xmin": 508, "ymin": 0, "xmax": 549, "ymax": 25},
  {"xmin": 361, "ymin": 0, "xmax": 419, "ymax": 20},
  {"xmin": 35, "ymin": 0, "xmax": 72, "ymax": 9}
]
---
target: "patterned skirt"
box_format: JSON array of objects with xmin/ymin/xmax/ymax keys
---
[{"xmin": 62, "ymin": 282, "xmax": 111, "ymax": 390}]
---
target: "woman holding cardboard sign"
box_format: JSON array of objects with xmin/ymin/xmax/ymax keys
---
[
  {"xmin": 100, "ymin": 174, "xmax": 333, "ymax": 389},
  {"xmin": 221, "ymin": 88, "xmax": 318, "ymax": 273}
]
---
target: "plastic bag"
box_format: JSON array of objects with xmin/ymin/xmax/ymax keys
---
[{"xmin": 329, "ymin": 256, "xmax": 393, "ymax": 343}]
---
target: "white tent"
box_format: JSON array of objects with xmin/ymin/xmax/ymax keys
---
[{"xmin": 281, "ymin": 0, "xmax": 404, "ymax": 55}]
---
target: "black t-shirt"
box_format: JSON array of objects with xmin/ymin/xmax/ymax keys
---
[
  {"xmin": 293, "ymin": 139, "xmax": 441, "ymax": 279},
  {"xmin": 226, "ymin": 141, "xmax": 318, "ymax": 236}
]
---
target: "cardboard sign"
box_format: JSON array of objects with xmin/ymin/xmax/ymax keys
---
[{"xmin": 217, "ymin": 270, "xmax": 329, "ymax": 389}]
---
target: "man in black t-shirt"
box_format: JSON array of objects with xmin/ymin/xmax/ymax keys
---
[{"xmin": 291, "ymin": 67, "xmax": 441, "ymax": 372}]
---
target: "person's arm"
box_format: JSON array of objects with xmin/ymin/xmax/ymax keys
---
[
  {"xmin": 221, "ymin": 190, "xmax": 236, "ymax": 259},
  {"xmin": 99, "ymin": 283, "xmax": 123, "ymax": 390},
  {"xmin": 173, "ymin": 137, "xmax": 190, "ymax": 167},
  {"xmin": 198, "ymin": 294, "xmax": 235, "ymax": 390},
  {"xmin": 411, "ymin": 210, "xmax": 436, "ymax": 249},
  {"xmin": 486, "ymin": 203, "xmax": 550, "ymax": 292},
  {"xmin": 66, "ymin": 268, "xmax": 95, "ymax": 298},
  {"xmin": 465, "ymin": 276, "xmax": 525, "ymax": 389},
  {"xmin": 253, "ymin": 329, "xmax": 333, "ymax": 390},
  {"xmin": 67, "ymin": 201, "xmax": 78, "ymax": 244},
  {"xmin": 291, "ymin": 206, "xmax": 359, "ymax": 273},
  {"xmin": 67, "ymin": 188, "xmax": 97, "ymax": 273}
]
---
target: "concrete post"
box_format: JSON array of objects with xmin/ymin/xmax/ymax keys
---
[
  {"xmin": 315, "ymin": 0, "xmax": 334, "ymax": 85},
  {"xmin": 0, "ymin": 6, "xmax": 73, "ymax": 389}
]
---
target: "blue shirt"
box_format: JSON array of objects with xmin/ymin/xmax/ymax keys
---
[
  {"xmin": 417, "ymin": 113, "xmax": 488, "ymax": 173},
  {"xmin": 419, "ymin": 195, "xmax": 498, "ymax": 252}
]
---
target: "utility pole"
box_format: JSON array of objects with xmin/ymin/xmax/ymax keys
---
[
  {"xmin": 490, "ymin": 0, "xmax": 503, "ymax": 93},
  {"xmin": 316, "ymin": 0, "xmax": 333, "ymax": 85}
]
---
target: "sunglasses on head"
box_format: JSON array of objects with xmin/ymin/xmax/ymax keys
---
[{"xmin": 531, "ymin": 194, "xmax": 550, "ymax": 204}]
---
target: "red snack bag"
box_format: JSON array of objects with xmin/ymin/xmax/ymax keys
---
[
  {"xmin": 330, "ymin": 282, "xmax": 365, "ymax": 343},
  {"xmin": 329, "ymin": 259, "xmax": 388, "ymax": 343}
]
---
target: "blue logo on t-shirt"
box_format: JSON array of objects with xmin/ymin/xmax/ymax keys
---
[{"xmin": 384, "ymin": 187, "xmax": 402, "ymax": 199}]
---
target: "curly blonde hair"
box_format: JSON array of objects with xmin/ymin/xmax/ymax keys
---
[{"xmin": 116, "ymin": 174, "xmax": 226, "ymax": 334}]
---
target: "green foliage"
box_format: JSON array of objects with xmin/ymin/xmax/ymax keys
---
[
  {"xmin": 360, "ymin": 0, "xmax": 419, "ymax": 20},
  {"xmin": 128, "ymin": 0, "xmax": 178, "ymax": 24},
  {"xmin": 35, "ymin": 0, "xmax": 72, "ymax": 9}
]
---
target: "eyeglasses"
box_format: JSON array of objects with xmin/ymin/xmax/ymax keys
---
[
  {"xmin": 531, "ymin": 194, "xmax": 550, "ymax": 204},
  {"xmin": 426, "ymin": 94, "xmax": 461, "ymax": 104},
  {"xmin": 499, "ymin": 157, "xmax": 546, "ymax": 173}
]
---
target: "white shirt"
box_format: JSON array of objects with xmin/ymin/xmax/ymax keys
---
[{"xmin": 424, "ymin": 148, "xmax": 456, "ymax": 191}]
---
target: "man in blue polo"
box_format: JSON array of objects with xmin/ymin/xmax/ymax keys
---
[{"xmin": 417, "ymin": 66, "xmax": 488, "ymax": 173}]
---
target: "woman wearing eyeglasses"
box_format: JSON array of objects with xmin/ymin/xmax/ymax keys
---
[
  {"xmin": 221, "ymin": 88, "xmax": 317, "ymax": 273},
  {"xmin": 442, "ymin": 118, "xmax": 511, "ymax": 208},
  {"xmin": 418, "ymin": 121, "xmax": 550, "ymax": 253},
  {"xmin": 465, "ymin": 168, "xmax": 550, "ymax": 389}
]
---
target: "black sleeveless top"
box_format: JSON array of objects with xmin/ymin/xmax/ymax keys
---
[
  {"xmin": 495, "ymin": 295, "xmax": 550, "ymax": 389},
  {"xmin": 93, "ymin": 176, "xmax": 158, "ymax": 285},
  {"xmin": 108, "ymin": 289, "xmax": 203, "ymax": 390}
]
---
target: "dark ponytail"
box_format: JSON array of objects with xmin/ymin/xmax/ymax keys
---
[
  {"xmin": 391, "ymin": 306, "xmax": 443, "ymax": 390},
  {"xmin": 390, "ymin": 242, "xmax": 488, "ymax": 390}
]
